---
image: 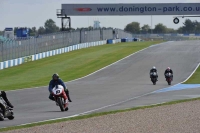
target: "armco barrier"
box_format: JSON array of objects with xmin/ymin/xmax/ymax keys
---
[{"xmin": 0, "ymin": 40, "xmax": 109, "ymax": 70}]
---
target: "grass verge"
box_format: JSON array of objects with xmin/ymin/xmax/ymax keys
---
[
  {"xmin": 0, "ymin": 41, "xmax": 163, "ymax": 91},
  {"xmin": 184, "ymin": 64, "xmax": 200, "ymax": 84},
  {"xmin": 1, "ymin": 97, "xmax": 200, "ymax": 132}
]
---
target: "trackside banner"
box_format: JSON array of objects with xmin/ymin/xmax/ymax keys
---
[{"xmin": 62, "ymin": 3, "xmax": 200, "ymax": 16}]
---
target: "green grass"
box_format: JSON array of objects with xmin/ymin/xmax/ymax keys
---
[
  {"xmin": 184, "ymin": 65, "xmax": 200, "ymax": 84},
  {"xmin": 1, "ymin": 97, "xmax": 200, "ymax": 132},
  {"xmin": 0, "ymin": 41, "xmax": 163, "ymax": 91}
]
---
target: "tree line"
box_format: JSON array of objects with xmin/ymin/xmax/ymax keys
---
[
  {"xmin": 124, "ymin": 19, "xmax": 200, "ymax": 34},
  {"xmin": 0, "ymin": 19, "xmax": 61, "ymax": 36},
  {"xmin": 18, "ymin": 19, "xmax": 60, "ymax": 36},
  {"xmin": 0, "ymin": 18, "xmax": 113, "ymax": 37},
  {"xmin": 1, "ymin": 18, "xmax": 199, "ymax": 36}
]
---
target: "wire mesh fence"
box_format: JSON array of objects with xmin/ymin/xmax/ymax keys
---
[
  {"xmin": 117, "ymin": 29, "xmax": 133, "ymax": 39},
  {"xmin": 0, "ymin": 28, "xmax": 132, "ymax": 62}
]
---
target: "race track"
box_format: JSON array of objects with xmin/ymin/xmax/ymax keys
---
[{"xmin": 1, "ymin": 40, "xmax": 200, "ymax": 128}]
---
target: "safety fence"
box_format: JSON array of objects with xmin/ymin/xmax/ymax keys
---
[
  {"xmin": 133, "ymin": 34, "xmax": 200, "ymax": 41},
  {"xmin": 0, "ymin": 39, "xmax": 123, "ymax": 70},
  {"xmin": 0, "ymin": 28, "xmax": 132, "ymax": 62}
]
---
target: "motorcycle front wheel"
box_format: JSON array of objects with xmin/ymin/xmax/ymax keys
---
[
  {"xmin": 151, "ymin": 78, "xmax": 156, "ymax": 85},
  {"xmin": 65, "ymin": 107, "xmax": 69, "ymax": 111},
  {"xmin": 0, "ymin": 113, "xmax": 4, "ymax": 121},
  {"xmin": 7, "ymin": 115, "xmax": 14, "ymax": 120},
  {"xmin": 57, "ymin": 97, "xmax": 65, "ymax": 112},
  {"xmin": 167, "ymin": 79, "xmax": 171, "ymax": 85},
  {"xmin": 0, "ymin": 108, "xmax": 4, "ymax": 121}
]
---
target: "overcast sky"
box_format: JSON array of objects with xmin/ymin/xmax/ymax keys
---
[{"xmin": 0, "ymin": 0, "xmax": 200, "ymax": 31}]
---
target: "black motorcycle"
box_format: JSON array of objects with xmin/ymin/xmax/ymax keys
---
[
  {"xmin": 0, "ymin": 96, "xmax": 14, "ymax": 121},
  {"xmin": 150, "ymin": 72, "xmax": 158, "ymax": 85}
]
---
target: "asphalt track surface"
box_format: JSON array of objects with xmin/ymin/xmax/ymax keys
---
[{"xmin": 1, "ymin": 40, "xmax": 200, "ymax": 128}]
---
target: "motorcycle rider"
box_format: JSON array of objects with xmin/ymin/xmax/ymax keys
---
[
  {"xmin": 164, "ymin": 67, "xmax": 173, "ymax": 81},
  {"xmin": 48, "ymin": 73, "xmax": 72, "ymax": 102},
  {"xmin": 0, "ymin": 91, "xmax": 14, "ymax": 108},
  {"xmin": 150, "ymin": 66, "xmax": 158, "ymax": 81}
]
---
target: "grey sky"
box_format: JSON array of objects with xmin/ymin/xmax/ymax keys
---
[{"xmin": 0, "ymin": 0, "xmax": 200, "ymax": 31}]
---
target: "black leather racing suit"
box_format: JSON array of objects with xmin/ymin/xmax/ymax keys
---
[
  {"xmin": 150, "ymin": 69, "xmax": 158, "ymax": 79},
  {"xmin": 164, "ymin": 69, "xmax": 173, "ymax": 80},
  {"xmin": 0, "ymin": 91, "xmax": 14, "ymax": 108}
]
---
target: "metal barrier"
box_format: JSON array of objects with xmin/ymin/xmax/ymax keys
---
[
  {"xmin": 0, "ymin": 28, "xmax": 132, "ymax": 62},
  {"xmin": 132, "ymin": 34, "xmax": 200, "ymax": 41}
]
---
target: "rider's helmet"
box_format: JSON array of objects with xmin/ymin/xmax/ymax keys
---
[
  {"xmin": 167, "ymin": 67, "xmax": 170, "ymax": 70},
  {"xmin": 52, "ymin": 73, "xmax": 59, "ymax": 80},
  {"xmin": 152, "ymin": 66, "xmax": 156, "ymax": 70}
]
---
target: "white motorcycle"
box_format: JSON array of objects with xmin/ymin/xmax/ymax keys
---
[{"xmin": 52, "ymin": 85, "xmax": 69, "ymax": 112}]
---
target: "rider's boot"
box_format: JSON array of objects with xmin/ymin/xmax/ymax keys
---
[
  {"xmin": 1, "ymin": 91, "xmax": 14, "ymax": 108},
  {"xmin": 65, "ymin": 90, "xmax": 72, "ymax": 102},
  {"xmin": 6, "ymin": 101, "xmax": 14, "ymax": 108}
]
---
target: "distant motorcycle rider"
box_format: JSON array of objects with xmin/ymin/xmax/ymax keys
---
[
  {"xmin": 164, "ymin": 67, "xmax": 173, "ymax": 81},
  {"xmin": 150, "ymin": 66, "xmax": 158, "ymax": 81},
  {"xmin": 48, "ymin": 73, "xmax": 72, "ymax": 102},
  {"xmin": 0, "ymin": 91, "xmax": 14, "ymax": 108}
]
